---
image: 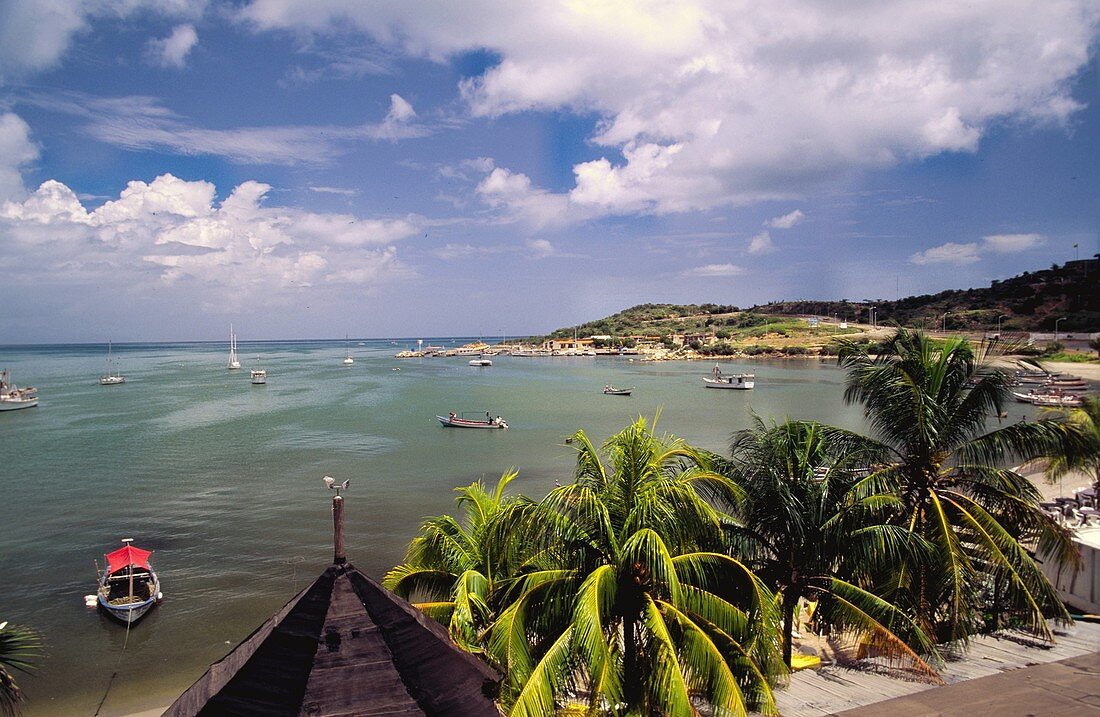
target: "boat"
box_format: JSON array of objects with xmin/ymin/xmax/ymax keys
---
[
  {"xmin": 602, "ymin": 385, "xmax": 633, "ymax": 396},
  {"xmin": 1041, "ymin": 378, "xmax": 1088, "ymax": 394},
  {"xmin": 251, "ymin": 368, "xmax": 267, "ymax": 385},
  {"xmin": 99, "ymin": 341, "xmax": 125, "ymax": 385},
  {"xmin": 227, "ymin": 325, "xmax": 241, "ymax": 370},
  {"xmin": 343, "ymin": 334, "xmax": 354, "ymax": 365},
  {"xmin": 0, "ymin": 369, "xmax": 38, "ymax": 411},
  {"xmin": 97, "ymin": 539, "xmax": 161, "ymax": 625},
  {"xmin": 1014, "ymin": 369, "xmax": 1056, "ymax": 384},
  {"xmin": 1032, "ymin": 393, "xmax": 1084, "ymax": 408},
  {"xmin": 469, "ymin": 358, "xmax": 493, "ymax": 367},
  {"xmin": 703, "ymin": 366, "xmax": 755, "ymax": 390},
  {"xmin": 437, "ymin": 412, "xmax": 508, "ymax": 429}
]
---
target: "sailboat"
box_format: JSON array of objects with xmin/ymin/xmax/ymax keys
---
[
  {"xmin": 227, "ymin": 325, "xmax": 241, "ymax": 370},
  {"xmin": 343, "ymin": 334, "xmax": 354, "ymax": 365},
  {"xmin": 99, "ymin": 341, "xmax": 125, "ymax": 385}
]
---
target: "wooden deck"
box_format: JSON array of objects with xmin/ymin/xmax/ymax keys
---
[{"xmin": 769, "ymin": 621, "xmax": 1100, "ymax": 716}]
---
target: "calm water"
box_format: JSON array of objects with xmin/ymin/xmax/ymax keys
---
[{"xmin": 0, "ymin": 340, "xmax": 1048, "ymax": 716}]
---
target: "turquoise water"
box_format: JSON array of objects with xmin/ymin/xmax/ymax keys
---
[{"xmin": 0, "ymin": 341, "xmax": 1048, "ymax": 715}]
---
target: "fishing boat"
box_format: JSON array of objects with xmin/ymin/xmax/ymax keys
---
[
  {"xmin": 99, "ymin": 341, "xmax": 125, "ymax": 385},
  {"xmin": 227, "ymin": 325, "xmax": 240, "ymax": 370},
  {"xmin": 1014, "ymin": 369, "xmax": 1056, "ymax": 384},
  {"xmin": 469, "ymin": 358, "xmax": 493, "ymax": 367},
  {"xmin": 1041, "ymin": 378, "xmax": 1088, "ymax": 393},
  {"xmin": 251, "ymin": 368, "xmax": 267, "ymax": 385},
  {"xmin": 602, "ymin": 385, "xmax": 633, "ymax": 396},
  {"xmin": 97, "ymin": 539, "xmax": 161, "ymax": 625},
  {"xmin": 343, "ymin": 334, "xmax": 354, "ymax": 365},
  {"xmin": 703, "ymin": 365, "xmax": 755, "ymax": 390},
  {"xmin": 437, "ymin": 412, "xmax": 508, "ymax": 429},
  {"xmin": 1032, "ymin": 393, "xmax": 1084, "ymax": 408},
  {"xmin": 0, "ymin": 369, "xmax": 38, "ymax": 411}
]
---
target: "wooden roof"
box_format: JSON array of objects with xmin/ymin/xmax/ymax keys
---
[{"xmin": 163, "ymin": 563, "xmax": 501, "ymax": 716}]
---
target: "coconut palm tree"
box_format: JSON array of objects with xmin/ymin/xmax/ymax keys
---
[
  {"xmin": 838, "ymin": 329, "xmax": 1081, "ymax": 644},
  {"xmin": 1044, "ymin": 396, "xmax": 1100, "ymax": 499},
  {"xmin": 383, "ymin": 470, "xmax": 523, "ymax": 651},
  {"xmin": 486, "ymin": 416, "xmax": 784, "ymax": 717},
  {"xmin": 0, "ymin": 621, "xmax": 40, "ymax": 717},
  {"xmin": 723, "ymin": 417, "xmax": 940, "ymax": 677}
]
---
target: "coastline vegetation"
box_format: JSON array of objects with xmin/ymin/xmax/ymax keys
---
[{"xmin": 388, "ymin": 329, "xmax": 1093, "ymax": 716}]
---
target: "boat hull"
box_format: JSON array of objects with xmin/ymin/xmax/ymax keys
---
[
  {"xmin": 98, "ymin": 572, "xmax": 161, "ymax": 625},
  {"xmin": 0, "ymin": 398, "xmax": 38, "ymax": 411},
  {"xmin": 100, "ymin": 376, "xmax": 125, "ymax": 385},
  {"xmin": 703, "ymin": 377, "xmax": 754, "ymax": 389},
  {"xmin": 437, "ymin": 416, "xmax": 507, "ymax": 429},
  {"xmin": 603, "ymin": 388, "xmax": 632, "ymax": 396}
]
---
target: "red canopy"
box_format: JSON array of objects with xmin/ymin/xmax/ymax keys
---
[{"xmin": 105, "ymin": 545, "xmax": 152, "ymax": 574}]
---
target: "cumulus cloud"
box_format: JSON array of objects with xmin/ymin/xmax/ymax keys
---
[
  {"xmin": 476, "ymin": 167, "xmax": 576, "ymax": 229},
  {"xmin": 0, "ymin": 113, "xmax": 39, "ymax": 201},
  {"xmin": 909, "ymin": 242, "xmax": 981, "ymax": 265},
  {"xmin": 0, "ymin": 174, "xmax": 418, "ymax": 304},
  {"xmin": 765, "ymin": 210, "xmax": 805, "ymax": 230},
  {"xmin": 236, "ymin": 0, "xmax": 1100, "ymax": 215},
  {"xmin": 0, "ymin": 0, "xmax": 207, "ymax": 82},
  {"xmin": 746, "ymin": 231, "xmax": 775, "ymax": 255},
  {"xmin": 682, "ymin": 263, "xmax": 745, "ymax": 277},
  {"xmin": 146, "ymin": 24, "xmax": 198, "ymax": 69},
  {"xmin": 982, "ymin": 233, "xmax": 1044, "ymax": 253}
]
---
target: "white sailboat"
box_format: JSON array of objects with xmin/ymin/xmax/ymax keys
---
[
  {"xmin": 343, "ymin": 334, "xmax": 354, "ymax": 365},
  {"xmin": 99, "ymin": 341, "xmax": 125, "ymax": 385},
  {"xmin": 228, "ymin": 325, "xmax": 241, "ymax": 370}
]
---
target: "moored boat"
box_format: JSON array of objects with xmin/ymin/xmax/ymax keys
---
[
  {"xmin": 0, "ymin": 369, "xmax": 38, "ymax": 411},
  {"xmin": 343, "ymin": 334, "xmax": 354, "ymax": 365},
  {"xmin": 704, "ymin": 365, "xmax": 755, "ymax": 390},
  {"xmin": 228, "ymin": 325, "xmax": 241, "ymax": 370},
  {"xmin": 1032, "ymin": 393, "xmax": 1084, "ymax": 408},
  {"xmin": 602, "ymin": 385, "xmax": 633, "ymax": 396},
  {"xmin": 438, "ymin": 412, "xmax": 508, "ymax": 429},
  {"xmin": 97, "ymin": 539, "xmax": 161, "ymax": 625},
  {"xmin": 469, "ymin": 358, "xmax": 493, "ymax": 366},
  {"xmin": 250, "ymin": 367, "xmax": 267, "ymax": 385},
  {"xmin": 99, "ymin": 341, "xmax": 125, "ymax": 385}
]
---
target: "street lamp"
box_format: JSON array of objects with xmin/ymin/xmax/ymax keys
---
[
  {"xmin": 942, "ymin": 310, "xmax": 950, "ymax": 333},
  {"xmin": 997, "ymin": 314, "xmax": 1007, "ymax": 335},
  {"xmin": 833, "ymin": 313, "xmax": 838, "ymax": 335},
  {"xmin": 1054, "ymin": 317, "xmax": 1065, "ymax": 342}
]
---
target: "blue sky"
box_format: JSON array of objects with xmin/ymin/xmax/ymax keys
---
[{"xmin": 1, "ymin": 1, "xmax": 1097, "ymax": 342}]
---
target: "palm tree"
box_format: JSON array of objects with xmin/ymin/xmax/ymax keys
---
[
  {"xmin": 723, "ymin": 417, "xmax": 939, "ymax": 677},
  {"xmin": 1044, "ymin": 396, "xmax": 1100, "ymax": 498},
  {"xmin": 383, "ymin": 470, "xmax": 523, "ymax": 651},
  {"xmin": 838, "ymin": 329, "xmax": 1082, "ymax": 644},
  {"xmin": 486, "ymin": 416, "xmax": 784, "ymax": 717},
  {"xmin": 0, "ymin": 621, "xmax": 40, "ymax": 717}
]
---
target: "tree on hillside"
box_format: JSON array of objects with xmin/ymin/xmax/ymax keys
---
[
  {"xmin": 837, "ymin": 330, "xmax": 1082, "ymax": 644},
  {"xmin": 721, "ymin": 418, "xmax": 939, "ymax": 676},
  {"xmin": 487, "ymin": 417, "xmax": 784, "ymax": 717}
]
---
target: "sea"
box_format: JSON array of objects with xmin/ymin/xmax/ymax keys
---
[{"xmin": 0, "ymin": 339, "xmax": 1052, "ymax": 716}]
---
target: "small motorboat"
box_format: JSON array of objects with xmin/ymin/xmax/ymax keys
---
[
  {"xmin": 704, "ymin": 365, "xmax": 755, "ymax": 390},
  {"xmin": 1032, "ymin": 393, "xmax": 1084, "ymax": 408},
  {"xmin": 0, "ymin": 369, "xmax": 38, "ymax": 411},
  {"xmin": 602, "ymin": 385, "xmax": 633, "ymax": 396},
  {"xmin": 438, "ymin": 412, "xmax": 508, "ymax": 429},
  {"xmin": 250, "ymin": 368, "xmax": 267, "ymax": 385},
  {"xmin": 97, "ymin": 539, "xmax": 161, "ymax": 625},
  {"xmin": 469, "ymin": 358, "xmax": 493, "ymax": 367}
]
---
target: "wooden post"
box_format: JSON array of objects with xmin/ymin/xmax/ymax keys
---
[{"xmin": 333, "ymin": 494, "xmax": 346, "ymax": 565}]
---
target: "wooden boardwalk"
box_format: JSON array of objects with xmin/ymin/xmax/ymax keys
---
[{"xmin": 770, "ymin": 622, "xmax": 1100, "ymax": 716}]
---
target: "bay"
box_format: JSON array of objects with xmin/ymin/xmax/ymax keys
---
[{"xmin": 0, "ymin": 340, "xmax": 1045, "ymax": 716}]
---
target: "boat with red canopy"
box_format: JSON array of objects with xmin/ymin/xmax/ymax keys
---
[{"xmin": 97, "ymin": 539, "xmax": 161, "ymax": 625}]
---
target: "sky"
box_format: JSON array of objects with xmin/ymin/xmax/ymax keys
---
[{"xmin": 0, "ymin": 1, "xmax": 1098, "ymax": 342}]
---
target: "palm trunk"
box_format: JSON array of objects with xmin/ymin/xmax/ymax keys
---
[
  {"xmin": 782, "ymin": 589, "xmax": 799, "ymax": 668},
  {"xmin": 623, "ymin": 613, "xmax": 643, "ymax": 709}
]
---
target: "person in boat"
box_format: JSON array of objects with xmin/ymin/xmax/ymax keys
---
[
  {"xmin": 449, "ymin": 411, "xmax": 456, "ymax": 420},
  {"xmin": 713, "ymin": 364, "xmax": 722, "ymax": 378},
  {"xmin": 486, "ymin": 411, "xmax": 492, "ymax": 423}
]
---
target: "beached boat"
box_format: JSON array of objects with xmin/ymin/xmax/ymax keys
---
[
  {"xmin": 1032, "ymin": 393, "xmax": 1084, "ymax": 408},
  {"xmin": 0, "ymin": 369, "xmax": 38, "ymax": 411},
  {"xmin": 704, "ymin": 366, "xmax": 755, "ymax": 390},
  {"xmin": 1041, "ymin": 378, "xmax": 1088, "ymax": 394},
  {"xmin": 469, "ymin": 358, "xmax": 493, "ymax": 366},
  {"xmin": 99, "ymin": 341, "xmax": 125, "ymax": 385},
  {"xmin": 97, "ymin": 539, "xmax": 161, "ymax": 625},
  {"xmin": 228, "ymin": 325, "xmax": 240, "ymax": 370},
  {"xmin": 602, "ymin": 385, "xmax": 633, "ymax": 396},
  {"xmin": 1014, "ymin": 369, "xmax": 1056, "ymax": 384},
  {"xmin": 343, "ymin": 334, "xmax": 354, "ymax": 365},
  {"xmin": 437, "ymin": 412, "xmax": 508, "ymax": 429}
]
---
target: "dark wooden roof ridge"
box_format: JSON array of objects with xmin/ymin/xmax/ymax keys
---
[{"xmin": 162, "ymin": 562, "xmax": 501, "ymax": 716}]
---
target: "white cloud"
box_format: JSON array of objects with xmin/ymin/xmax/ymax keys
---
[
  {"xmin": 236, "ymin": 0, "xmax": 1099, "ymax": 215},
  {"xmin": 909, "ymin": 242, "xmax": 981, "ymax": 265},
  {"xmin": 146, "ymin": 24, "xmax": 198, "ymax": 69},
  {"xmin": 765, "ymin": 209, "xmax": 805, "ymax": 230},
  {"xmin": 682, "ymin": 263, "xmax": 745, "ymax": 277},
  {"xmin": 0, "ymin": 174, "xmax": 417, "ymax": 303},
  {"xmin": 28, "ymin": 91, "xmax": 429, "ymax": 165},
  {"xmin": 0, "ymin": 113, "xmax": 39, "ymax": 201},
  {"xmin": 309, "ymin": 185, "xmax": 358, "ymax": 196},
  {"xmin": 476, "ymin": 167, "xmax": 575, "ymax": 229},
  {"xmin": 982, "ymin": 233, "xmax": 1044, "ymax": 253},
  {"xmin": 746, "ymin": 231, "xmax": 775, "ymax": 255},
  {"xmin": 527, "ymin": 239, "xmax": 555, "ymax": 258}
]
